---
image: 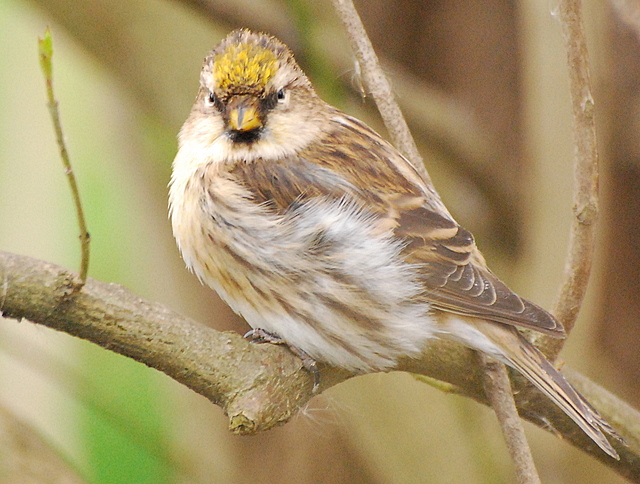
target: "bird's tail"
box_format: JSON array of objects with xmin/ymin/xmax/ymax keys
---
[{"xmin": 439, "ymin": 315, "xmax": 621, "ymax": 459}]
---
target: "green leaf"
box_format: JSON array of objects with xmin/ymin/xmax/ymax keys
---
[{"xmin": 38, "ymin": 27, "xmax": 53, "ymax": 81}]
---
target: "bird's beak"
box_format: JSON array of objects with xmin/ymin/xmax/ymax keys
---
[{"xmin": 227, "ymin": 96, "xmax": 262, "ymax": 132}]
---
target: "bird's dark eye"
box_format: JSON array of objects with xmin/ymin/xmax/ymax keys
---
[
  {"xmin": 262, "ymin": 89, "xmax": 286, "ymax": 111},
  {"xmin": 206, "ymin": 91, "xmax": 216, "ymax": 105}
]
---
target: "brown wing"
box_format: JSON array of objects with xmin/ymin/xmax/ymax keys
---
[
  {"xmin": 309, "ymin": 113, "xmax": 565, "ymax": 336},
  {"xmin": 230, "ymin": 111, "xmax": 564, "ymax": 337},
  {"xmin": 394, "ymin": 201, "xmax": 565, "ymax": 336},
  {"xmin": 229, "ymin": 153, "xmax": 362, "ymax": 211}
]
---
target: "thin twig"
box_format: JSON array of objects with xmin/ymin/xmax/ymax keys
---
[
  {"xmin": 539, "ymin": 0, "xmax": 599, "ymax": 360},
  {"xmin": 38, "ymin": 29, "xmax": 90, "ymax": 286},
  {"xmin": 480, "ymin": 355, "xmax": 541, "ymax": 484},
  {"xmin": 329, "ymin": 0, "xmax": 431, "ymax": 185}
]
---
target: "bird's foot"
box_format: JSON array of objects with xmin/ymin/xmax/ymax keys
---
[{"xmin": 244, "ymin": 328, "xmax": 320, "ymax": 392}]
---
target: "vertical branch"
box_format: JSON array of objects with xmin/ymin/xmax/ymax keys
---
[
  {"xmin": 330, "ymin": 1, "xmax": 540, "ymax": 477},
  {"xmin": 480, "ymin": 355, "xmax": 541, "ymax": 484},
  {"xmin": 38, "ymin": 29, "xmax": 91, "ymax": 286},
  {"xmin": 545, "ymin": 0, "xmax": 599, "ymax": 358},
  {"xmin": 329, "ymin": 0, "xmax": 431, "ymax": 186}
]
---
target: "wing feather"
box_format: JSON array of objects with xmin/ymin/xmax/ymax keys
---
[
  {"xmin": 227, "ymin": 112, "xmax": 565, "ymax": 336},
  {"xmin": 395, "ymin": 203, "xmax": 563, "ymax": 335}
]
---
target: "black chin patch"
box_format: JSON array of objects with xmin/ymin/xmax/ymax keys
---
[{"xmin": 228, "ymin": 129, "xmax": 262, "ymax": 144}]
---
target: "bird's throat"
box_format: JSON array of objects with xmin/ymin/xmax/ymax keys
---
[{"xmin": 228, "ymin": 128, "xmax": 262, "ymax": 144}]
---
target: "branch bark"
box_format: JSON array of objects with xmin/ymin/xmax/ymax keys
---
[
  {"xmin": 480, "ymin": 354, "xmax": 540, "ymax": 484},
  {"xmin": 330, "ymin": 0, "xmax": 439, "ymax": 195},
  {"xmin": 539, "ymin": 0, "xmax": 600, "ymax": 359},
  {"xmin": 330, "ymin": 1, "xmax": 542, "ymax": 479},
  {"xmin": 1, "ymin": 250, "xmax": 639, "ymax": 480}
]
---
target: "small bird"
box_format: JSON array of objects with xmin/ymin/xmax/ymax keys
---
[{"xmin": 169, "ymin": 29, "xmax": 619, "ymax": 458}]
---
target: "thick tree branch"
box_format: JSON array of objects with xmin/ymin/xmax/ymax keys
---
[
  {"xmin": 1, "ymin": 250, "xmax": 639, "ymax": 480},
  {"xmin": 0, "ymin": 250, "xmax": 328, "ymax": 435}
]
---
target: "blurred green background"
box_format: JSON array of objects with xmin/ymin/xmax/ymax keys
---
[{"xmin": 1, "ymin": 0, "xmax": 638, "ymax": 482}]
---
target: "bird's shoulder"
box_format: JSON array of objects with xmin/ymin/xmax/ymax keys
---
[{"xmin": 228, "ymin": 112, "xmax": 426, "ymax": 208}]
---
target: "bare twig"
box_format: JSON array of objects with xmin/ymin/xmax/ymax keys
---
[
  {"xmin": 540, "ymin": 0, "xmax": 599, "ymax": 359},
  {"xmin": 38, "ymin": 29, "xmax": 90, "ymax": 286},
  {"xmin": 329, "ymin": 0, "xmax": 432, "ymax": 185},
  {"xmin": 480, "ymin": 355, "xmax": 541, "ymax": 484},
  {"xmin": 330, "ymin": 0, "xmax": 541, "ymax": 474}
]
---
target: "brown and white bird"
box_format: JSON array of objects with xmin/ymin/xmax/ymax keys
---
[{"xmin": 169, "ymin": 29, "xmax": 619, "ymax": 458}]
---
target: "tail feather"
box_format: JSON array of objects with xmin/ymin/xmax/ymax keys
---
[
  {"xmin": 440, "ymin": 315, "xmax": 621, "ymax": 459},
  {"xmin": 506, "ymin": 337, "xmax": 620, "ymax": 459}
]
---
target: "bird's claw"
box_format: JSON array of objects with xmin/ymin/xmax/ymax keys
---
[{"xmin": 244, "ymin": 328, "xmax": 321, "ymax": 392}]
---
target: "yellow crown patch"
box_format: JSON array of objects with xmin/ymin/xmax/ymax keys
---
[{"xmin": 214, "ymin": 43, "xmax": 278, "ymax": 94}]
